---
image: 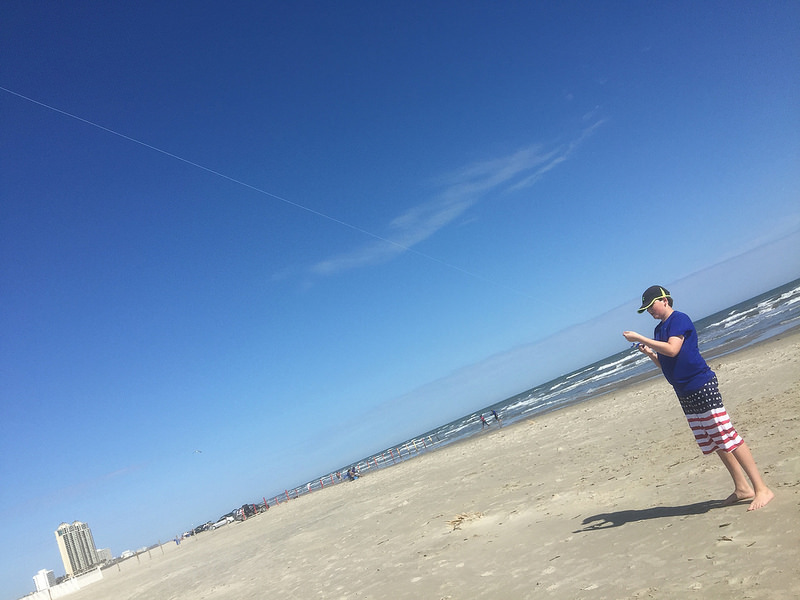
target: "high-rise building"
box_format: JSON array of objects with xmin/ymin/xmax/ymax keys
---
[
  {"xmin": 33, "ymin": 569, "xmax": 56, "ymax": 592},
  {"xmin": 55, "ymin": 521, "xmax": 99, "ymax": 577}
]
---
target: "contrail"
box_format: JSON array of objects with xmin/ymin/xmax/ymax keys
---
[{"xmin": 1, "ymin": 85, "xmax": 535, "ymax": 299}]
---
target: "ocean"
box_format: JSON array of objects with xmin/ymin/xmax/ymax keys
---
[{"xmin": 281, "ymin": 278, "xmax": 800, "ymax": 500}]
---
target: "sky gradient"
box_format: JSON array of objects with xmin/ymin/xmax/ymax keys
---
[{"xmin": 2, "ymin": 2, "xmax": 799, "ymax": 598}]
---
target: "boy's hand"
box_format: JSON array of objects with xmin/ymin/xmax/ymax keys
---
[
  {"xmin": 622, "ymin": 330, "xmax": 642, "ymax": 343},
  {"xmin": 638, "ymin": 344, "xmax": 657, "ymax": 359},
  {"xmin": 624, "ymin": 331, "xmax": 657, "ymax": 359}
]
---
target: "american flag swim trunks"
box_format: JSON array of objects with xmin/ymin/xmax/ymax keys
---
[{"xmin": 676, "ymin": 376, "xmax": 744, "ymax": 454}]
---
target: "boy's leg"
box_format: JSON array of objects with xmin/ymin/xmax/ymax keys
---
[
  {"xmin": 716, "ymin": 449, "xmax": 754, "ymax": 504},
  {"xmin": 716, "ymin": 443, "xmax": 774, "ymax": 510},
  {"xmin": 731, "ymin": 442, "xmax": 774, "ymax": 510}
]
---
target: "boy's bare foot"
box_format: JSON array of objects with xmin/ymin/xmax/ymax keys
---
[
  {"xmin": 747, "ymin": 489, "xmax": 774, "ymax": 511},
  {"xmin": 722, "ymin": 488, "xmax": 754, "ymax": 506}
]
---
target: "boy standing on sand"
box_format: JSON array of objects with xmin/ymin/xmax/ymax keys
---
[{"xmin": 623, "ymin": 285, "xmax": 774, "ymax": 511}]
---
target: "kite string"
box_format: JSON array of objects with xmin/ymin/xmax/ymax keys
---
[
  {"xmin": 0, "ymin": 87, "xmax": 379, "ymax": 238},
  {"xmin": 0, "ymin": 85, "xmax": 533, "ymax": 299}
]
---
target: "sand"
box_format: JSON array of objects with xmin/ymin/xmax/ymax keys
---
[{"xmin": 68, "ymin": 330, "xmax": 799, "ymax": 600}]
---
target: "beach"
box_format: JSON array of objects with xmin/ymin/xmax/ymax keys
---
[{"xmin": 67, "ymin": 329, "xmax": 799, "ymax": 600}]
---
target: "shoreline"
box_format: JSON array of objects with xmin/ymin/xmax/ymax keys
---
[
  {"xmin": 63, "ymin": 329, "xmax": 800, "ymax": 599},
  {"xmin": 432, "ymin": 321, "xmax": 800, "ymax": 457}
]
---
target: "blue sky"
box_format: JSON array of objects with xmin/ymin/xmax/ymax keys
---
[{"xmin": 1, "ymin": 2, "xmax": 799, "ymax": 597}]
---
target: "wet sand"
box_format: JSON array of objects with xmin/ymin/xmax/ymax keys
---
[{"xmin": 69, "ymin": 330, "xmax": 800, "ymax": 599}]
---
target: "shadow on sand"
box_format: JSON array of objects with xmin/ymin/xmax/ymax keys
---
[{"xmin": 574, "ymin": 499, "xmax": 737, "ymax": 533}]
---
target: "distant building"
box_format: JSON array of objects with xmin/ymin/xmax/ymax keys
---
[
  {"xmin": 33, "ymin": 569, "xmax": 56, "ymax": 592},
  {"xmin": 55, "ymin": 521, "xmax": 99, "ymax": 577},
  {"xmin": 96, "ymin": 547, "xmax": 112, "ymax": 563}
]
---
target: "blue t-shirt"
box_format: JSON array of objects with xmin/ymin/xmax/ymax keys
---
[{"xmin": 654, "ymin": 310, "xmax": 714, "ymax": 395}]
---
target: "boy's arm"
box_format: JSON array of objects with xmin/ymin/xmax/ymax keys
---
[
  {"xmin": 638, "ymin": 343, "xmax": 661, "ymax": 368},
  {"xmin": 623, "ymin": 331, "xmax": 684, "ymax": 357}
]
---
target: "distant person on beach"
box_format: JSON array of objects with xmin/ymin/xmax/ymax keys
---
[
  {"xmin": 623, "ymin": 285, "xmax": 774, "ymax": 511},
  {"xmin": 491, "ymin": 410, "xmax": 501, "ymax": 423},
  {"xmin": 480, "ymin": 414, "xmax": 489, "ymax": 429}
]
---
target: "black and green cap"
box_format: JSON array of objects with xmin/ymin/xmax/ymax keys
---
[{"xmin": 637, "ymin": 285, "xmax": 671, "ymax": 313}]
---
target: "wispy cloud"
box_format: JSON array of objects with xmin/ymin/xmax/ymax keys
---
[{"xmin": 311, "ymin": 122, "xmax": 605, "ymax": 276}]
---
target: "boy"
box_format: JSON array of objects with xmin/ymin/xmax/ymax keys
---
[{"xmin": 623, "ymin": 285, "xmax": 774, "ymax": 511}]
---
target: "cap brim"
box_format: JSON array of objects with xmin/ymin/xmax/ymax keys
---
[{"xmin": 637, "ymin": 295, "xmax": 668, "ymax": 313}]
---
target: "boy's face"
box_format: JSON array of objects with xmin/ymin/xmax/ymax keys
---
[{"xmin": 647, "ymin": 297, "xmax": 671, "ymax": 320}]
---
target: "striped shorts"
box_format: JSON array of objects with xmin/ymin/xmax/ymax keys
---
[{"xmin": 677, "ymin": 376, "xmax": 744, "ymax": 455}]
